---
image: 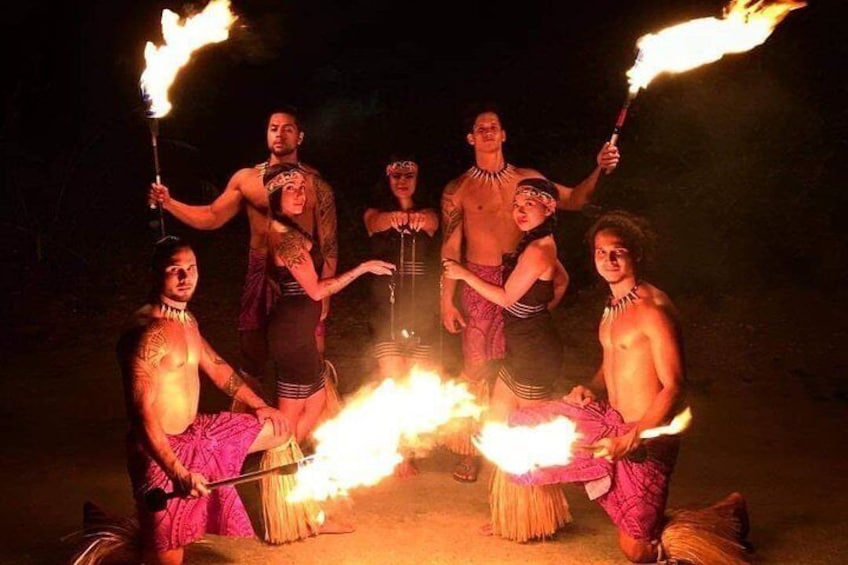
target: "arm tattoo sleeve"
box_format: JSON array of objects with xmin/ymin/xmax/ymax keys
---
[
  {"xmin": 315, "ymin": 176, "xmax": 339, "ymax": 261},
  {"xmin": 130, "ymin": 321, "xmax": 168, "ymax": 408},
  {"xmin": 441, "ymin": 184, "xmax": 462, "ymax": 243},
  {"xmin": 224, "ymin": 370, "xmax": 245, "ymax": 398},
  {"xmin": 275, "ymin": 231, "xmax": 309, "ymax": 269}
]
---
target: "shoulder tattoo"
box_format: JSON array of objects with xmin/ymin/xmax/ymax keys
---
[
  {"xmin": 441, "ymin": 192, "xmax": 462, "ymax": 242},
  {"xmin": 276, "ymin": 231, "xmax": 309, "ymax": 269}
]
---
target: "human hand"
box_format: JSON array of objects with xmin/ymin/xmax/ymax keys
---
[
  {"xmin": 255, "ymin": 406, "xmax": 291, "ymax": 437},
  {"xmin": 407, "ymin": 211, "xmax": 426, "ymax": 232},
  {"xmin": 563, "ymin": 385, "xmax": 596, "ymax": 407},
  {"xmin": 440, "ymin": 301, "xmax": 467, "ymax": 334},
  {"xmin": 363, "ymin": 260, "xmax": 396, "ymax": 276},
  {"xmin": 588, "ymin": 428, "xmax": 641, "ymax": 461},
  {"xmin": 596, "ymin": 142, "xmax": 620, "ymax": 174},
  {"xmin": 389, "ymin": 211, "xmax": 409, "ymax": 231},
  {"xmin": 175, "ymin": 468, "xmax": 210, "ymax": 498},
  {"xmin": 148, "ymin": 182, "xmax": 171, "ymax": 208},
  {"xmin": 441, "ymin": 258, "xmax": 466, "ymax": 281}
]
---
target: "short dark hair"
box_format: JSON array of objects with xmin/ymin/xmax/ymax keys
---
[
  {"xmin": 587, "ymin": 210, "xmax": 657, "ymax": 265},
  {"xmin": 462, "ymin": 101, "xmax": 503, "ymax": 134},
  {"xmin": 268, "ymin": 105, "xmax": 301, "ymax": 128},
  {"xmin": 151, "ymin": 236, "xmax": 192, "ymax": 275}
]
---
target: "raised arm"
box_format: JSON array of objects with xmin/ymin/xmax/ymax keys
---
[
  {"xmin": 129, "ymin": 321, "xmax": 208, "ymax": 496},
  {"xmin": 554, "ymin": 143, "xmax": 620, "ymax": 211},
  {"xmin": 148, "ymin": 168, "xmax": 251, "ymax": 230}
]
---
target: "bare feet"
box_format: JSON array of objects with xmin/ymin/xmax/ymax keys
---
[
  {"xmin": 394, "ymin": 457, "xmax": 419, "ymax": 478},
  {"xmin": 453, "ymin": 455, "xmax": 480, "ymax": 483},
  {"xmin": 478, "ymin": 522, "xmax": 493, "ymax": 537}
]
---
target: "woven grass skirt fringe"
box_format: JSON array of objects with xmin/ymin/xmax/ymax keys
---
[
  {"xmin": 489, "ymin": 467, "xmax": 571, "ymax": 543},
  {"xmin": 260, "ymin": 439, "xmax": 323, "ymax": 544},
  {"xmin": 660, "ymin": 505, "xmax": 750, "ymax": 564},
  {"xmin": 441, "ymin": 377, "xmax": 490, "ymax": 456}
]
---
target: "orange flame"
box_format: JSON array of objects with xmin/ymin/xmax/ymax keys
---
[
  {"xmin": 140, "ymin": 0, "xmax": 237, "ymax": 117},
  {"xmin": 473, "ymin": 417, "xmax": 581, "ymax": 476},
  {"xmin": 639, "ymin": 406, "xmax": 693, "ymax": 439},
  {"xmin": 288, "ymin": 368, "xmax": 483, "ymax": 502},
  {"xmin": 627, "ymin": 0, "xmax": 806, "ymax": 94}
]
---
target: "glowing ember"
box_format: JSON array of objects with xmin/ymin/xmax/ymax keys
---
[
  {"xmin": 473, "ymin": 417, "xmax": 581, "ymax": 476},
  {"xmin": 288, "ymin": 368, "xmax": 482, "ymax": 502},
  {"xmin": 140, "ymin": 0, "xmax": 237, "ymax": 117},
  {"xmin": 639, "ymin": 406, "xmax": 693, "ymax": 439},
  {"xmin": 627, "ymin": 0, "xmax": 806, "ymax": 94}
]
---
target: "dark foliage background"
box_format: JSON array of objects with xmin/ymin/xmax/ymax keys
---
[{"xmin": 3, "ymin": 0, "xmax": 846, "ymax": 343}]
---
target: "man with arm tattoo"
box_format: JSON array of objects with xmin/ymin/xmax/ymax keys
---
[
  {"xmin": 147, "ymin": 105, "xmax": 338, "ymax": 383},
  {"xmin": 117, "ymin": 236, "xmax": 291, "ymax": 565},
  {"xmin": 440, "ymin": 102, "xmax": 620, "ymax": 483}
]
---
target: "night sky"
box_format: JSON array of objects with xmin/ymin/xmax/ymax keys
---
[{"xmin": 4, "ymin": 0, "xmax": 847, "ymax": 296}]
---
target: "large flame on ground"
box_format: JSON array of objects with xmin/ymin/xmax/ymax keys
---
[
  {"xmin": 288, "ymin": 368, "xmax": 482, "ymax": 502},
  {"xmin": 140, "ymin": 0, "xmax": 237, "ymax": 117},
  {"xmin": 474, "ymin": 407, "xmax": 693, "ymax": 473},
  {"xmin": 473, "ymin": 417, "xmax": 581, "ymax": 476},
  {"xmin": 627, "ymin": 0, "xmax": 806, "ymax": 95}
]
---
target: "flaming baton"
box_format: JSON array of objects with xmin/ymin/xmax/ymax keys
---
[
  {"xmin": 139, "ymin": 0, "xmax": 237, "ymax": 237},
  {"xmin": 609, "ymin": 0, "xmax": 806, "ymax": 147},
  {"xmin": 474, "ymin": 407, "xmax": 693, "ymax": 474}
]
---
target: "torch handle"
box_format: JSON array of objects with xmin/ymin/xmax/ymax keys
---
[
  {"xmin": 148, "ymin": 118, "xmax": 166, "ymax": 238},
  {"xmin": 143, "ymin": 460, "xmax": 305, "ymax": 511}
]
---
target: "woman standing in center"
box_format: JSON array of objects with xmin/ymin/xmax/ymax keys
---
[
  {"xmin": 261, "ymin": 163, "xmax": 394, "ymax": 543},
  {"xmin": 443, "ymin": 177, "xmax": 570, "ymax": 542}
]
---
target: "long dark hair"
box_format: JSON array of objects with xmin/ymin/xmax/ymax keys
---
[
  {"xmin": 504, "ymin": 178, "xmax": 558, "ymax": 270},
  {"xmin": 266, "ymin": 163, "xmax": 315, "ymax": 243}
]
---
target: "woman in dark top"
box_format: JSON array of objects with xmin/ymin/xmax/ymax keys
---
[
  {"xmin": 362, "ymin": 157, "xmax": 439, "ymax": 477},
  {"xmin": 442, "ymin": 177, "xmax": 570, "ymax": 541},
  {"xmin": 363, "ymin": 157, "xmax": 440, "ymax": 381},
  {"xmin": 266, "ymin": 164, "xmax": 394, "ymax": 443}
]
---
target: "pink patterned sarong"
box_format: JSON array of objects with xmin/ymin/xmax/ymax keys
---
[
  {"xmin": 460, "ymin": 262, "xmax": 506, "ymax": 369},
  {"xmin": 127, "ymin": 412, "xmax": 262, "ymax": 552},
  {"xmin": 509, "ymin": 401, "xmax": 679, "ymax": 540},
  {"xmin": 238, "ymin": 249, "xmax": 275, "ymax": 332}
]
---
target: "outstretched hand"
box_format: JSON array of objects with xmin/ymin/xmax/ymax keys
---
[
  {"xmin": 363, "ymin": 260, "xmax": 396, "ymax": 276},
  {"xmin": 596, "ymin": 142, "xmax": 620, "ymax": 174}
]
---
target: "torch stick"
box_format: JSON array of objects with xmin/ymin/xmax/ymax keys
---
[
  {"xmin": 144, "ymin": 456, "xmax": 314, "ymax": 511},
  {"xmin": 148, "ymin": 117, "xmax": 166, "ymax": 238}
]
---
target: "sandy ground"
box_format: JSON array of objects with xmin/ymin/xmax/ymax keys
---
[{"xmin": 2, "ymin": 235, "xmax": 847, "ymax": 565}]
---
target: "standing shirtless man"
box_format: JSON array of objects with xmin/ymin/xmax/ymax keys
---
[
  {"xmin": 148, "ymin": 107, "xmax": 338, "ymax": 381},
  {"xmin": 440, "ymin": 103, "xmax": 620, "ymax": 482}
]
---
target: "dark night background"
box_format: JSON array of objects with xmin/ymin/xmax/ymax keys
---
[
  {"xmin": 4, "ymin": 0, "xmax": 846, "ymax": 304},
  {"xmin": 2, "ymin": 1, "xmax": 848, "ymax": 562}
]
